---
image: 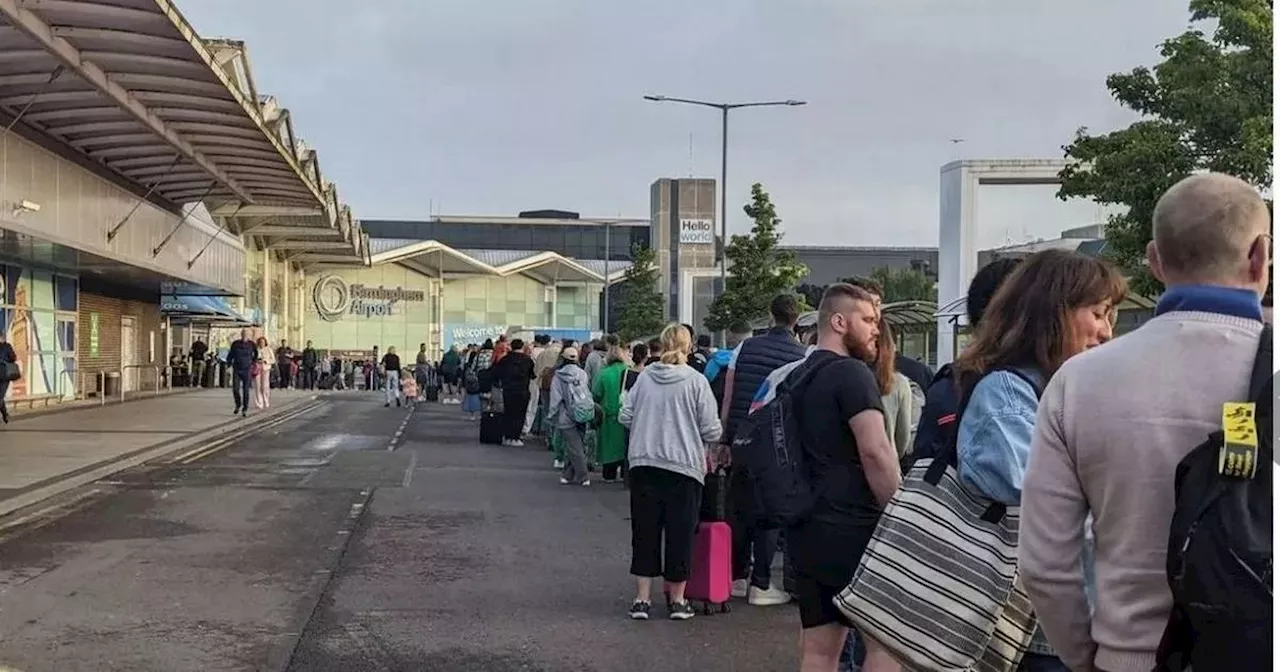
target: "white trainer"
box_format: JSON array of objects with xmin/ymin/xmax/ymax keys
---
[
  {"xmin": 748, "ymin": 585, "xmax": 792, "ymax": 606},
  {"xmin": 731, "ymin": 579, "xmax": 749, "ymax": 599}
]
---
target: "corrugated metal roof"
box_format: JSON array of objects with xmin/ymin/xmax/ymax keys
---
[
  {"xmin": 367, "ymin": 238, "xmax": 421, "ymax": 256},
  {"xmin": 574, "ymin": 259, "xmax": 632, "ymax": 277},
  {"xmin": 456, "ymin": 249, "xmax": 542, "ymax": 267}
]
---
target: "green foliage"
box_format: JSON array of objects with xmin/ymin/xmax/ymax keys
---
[
  {"xmin": 1057, "ymin": 0, "xmax": 1272, "ymax": 296},
  {"xmin": 868, "ymin": 267, "xmax": 938, "ymax": 304},
  {"xmin": 614, "ymin": 244, "xmax": 665, "ymax": 342},
  {"xmin": 706, "ymin": 183, "xmax": 809, "ymax": 332}
]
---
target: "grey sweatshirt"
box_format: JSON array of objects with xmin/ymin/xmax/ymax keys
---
[
  {"xmin": 619, "ymin": 362, "xmax": 722, "ymax": 484},
  {"xmin": 547, "ymin": 363, "xmax": 590, "ymax": 429}
]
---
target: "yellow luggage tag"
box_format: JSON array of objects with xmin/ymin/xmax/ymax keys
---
[{"xmin": 1219, "ymin": 402, "xmax": 1259, "ymax": 479}]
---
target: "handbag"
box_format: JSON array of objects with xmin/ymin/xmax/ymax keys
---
[
  {"xmin": 699, "ymin": 468, "xmax": 731, "ymax": 522},
  {"xmin": 250, "ymin": 361, "xmax": 262, "ymax": 377},
  {"xmin": 833, "ymin": 368, "xmax": 1043, "ymax": 672},
  {"xmin": 1, "ymin": 360, "xmax": 20, "ymax": 382}
]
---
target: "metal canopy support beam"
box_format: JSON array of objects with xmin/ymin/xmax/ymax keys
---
[
  {"xmin": 247, "ymin": 225, "xmax": 341, "ymax": 238},
  {"xmin": 210, "ymin": 204, "xmax": 321, "ymax": 217},
  {"xmin": 0, "ymin": 0, "xmax": 254, "ymax": 204},
  {"xmin": 294, "ymin": 253, "xmax": 361, "ymax": 263},
  {"xmin": 268, "ymin": 240, "xmax": 352, "ymax": 250}
]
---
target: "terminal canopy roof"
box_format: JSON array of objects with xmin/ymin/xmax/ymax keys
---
[
  {"xmin": 0, "ymin": 0, "xmax": 364, "ymax": 263},
  {"xmin": 368, "ymin": 239, "xmax": 621, "ymax": 285}
]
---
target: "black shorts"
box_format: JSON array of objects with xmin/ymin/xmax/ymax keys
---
[
  {"xmin": 787, "ymin": 517, "xmax": 875, "ymax": 629},
  {"xmin": 792, "ymin": 569, "xmax": 855, "ymax": 629}
]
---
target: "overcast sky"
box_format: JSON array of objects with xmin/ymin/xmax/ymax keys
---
[{"xmin": 180, "ymin": 0, "xmax": 1193, "ymax": 249}]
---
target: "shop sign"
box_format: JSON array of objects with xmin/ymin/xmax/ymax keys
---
[
  {"xmin": 443, "ymin": 323, "xmax": 507, "ymax": 349},
  {"xmin": 313, "ymin": 276, "xmax": 426, "ymax": 321},
  {"xmin": 89, "ymin": 312, "xmax": 99, "ymax": 357},
  {"xmin": 679, "ymin": 218, "xmax": 714, "ymax": 245}
]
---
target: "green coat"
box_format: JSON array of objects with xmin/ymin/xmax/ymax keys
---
[{"xmin": 591, "ymin": 361, "xmax": 629, "ymax": 466}]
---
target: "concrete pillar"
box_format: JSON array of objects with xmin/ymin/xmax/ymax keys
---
[
  {"xmin": 282, "ymin": 258, "xmax": 291, "ymax": 345},
  {"xmin": 262, "ymin": 247, "xmax": 272, "ymax": 337},
  {"xmin": 295, "ymin": 265, "xmax": 306, "ymax": 345}
]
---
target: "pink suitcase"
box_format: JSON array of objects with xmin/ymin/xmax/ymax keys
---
[{"xmin": 685, "ymin": 521, "xmax": 733, "ymax": 614}]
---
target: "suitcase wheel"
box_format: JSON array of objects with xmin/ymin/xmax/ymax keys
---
[
  {"xmin": 702, "ymin": 602, "xmax": 713, "ymax": 616},
  {"xmin": 720, "ymin": 602, "xmax": 731, "ymax": 614}
]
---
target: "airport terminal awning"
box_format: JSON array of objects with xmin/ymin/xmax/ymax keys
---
[
  {"xmin": 367, "ymin": 240, "xmax": 611, "ymax": 284},
  {"xmin": 161, "ymin": 292, "xmax": 252, "ymax": 324},
  {"xmin": 370, "ymin": 239, "xmax": 499, "ymax": 276},
  {"xmin": 0, "ymin": 0, "xmax": 364, "ymax": 263},
  {"xmin": 491, "ymin": 251, "xmax": 604, "ymax": 284}
]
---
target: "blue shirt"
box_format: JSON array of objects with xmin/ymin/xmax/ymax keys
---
[{"xmin": 957, "ymin": 369, "xmax": 1042, "ymax": 506}]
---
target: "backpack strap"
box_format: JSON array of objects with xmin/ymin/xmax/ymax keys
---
[{"xmin": 924, "ymin": 366, "xmax": 1044, "ymax": 522}]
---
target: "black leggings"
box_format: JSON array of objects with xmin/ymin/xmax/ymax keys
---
[
  {"xmin": 629, "ymin": 466, "xmax": 702, "ymax": 582},
  {"xmin": 503, "ymin": 391, "xmax": 530, "ymax": 440}
]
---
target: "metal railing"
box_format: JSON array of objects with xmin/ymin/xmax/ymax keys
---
[
  {"xmin": 121, "ymin": 364, "xmax": 166, "ymax": 402},
  {"xmin": 77, "ymin": 368, "xmax": 113, "ymax": 406}
]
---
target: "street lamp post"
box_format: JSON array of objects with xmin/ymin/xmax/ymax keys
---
[{"xmin": 643, "ymin": 95, "xmax": 806, "ymax": 345}]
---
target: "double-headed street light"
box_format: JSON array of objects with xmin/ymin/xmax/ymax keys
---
[{"xmin": 643, "ymin": 95, "xmax": 806, "ymax": 344}]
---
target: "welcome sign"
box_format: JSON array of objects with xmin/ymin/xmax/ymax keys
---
[{"xmin": 442, "ymin": 323, "xmax": 508, "ymax": 349}]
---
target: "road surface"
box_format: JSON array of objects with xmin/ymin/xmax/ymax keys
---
[{"xmin": 0, "ymin": 394, "xmax": 798, "ymax": 671}]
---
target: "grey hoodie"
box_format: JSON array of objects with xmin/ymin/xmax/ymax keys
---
[
  {"xmin": 619, "ymin": 361, "xmax": 721, "ymax": 484},
  {"xmin": 547, "ymin": 363, "xmax": 590, "ymax": 429}
]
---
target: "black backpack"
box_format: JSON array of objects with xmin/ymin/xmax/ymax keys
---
[
  {"xmin": 730, "ymin": 356, "xmax": 834, "ymax": 529},
  {"xmin": 909, "ymin": 363, "xmax": 959, "ymax": 470},
  {"xmin": 1157, "ymin": 325, "xmax": 1272, "ymax": 671}
]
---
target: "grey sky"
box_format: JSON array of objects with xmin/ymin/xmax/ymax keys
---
[{"xmin": 180, "ymin": 0, "xmax": 1192, "ymax": 249}]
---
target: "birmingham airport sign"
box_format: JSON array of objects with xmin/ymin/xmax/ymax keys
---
[{"xmin": 313, "ymin": 276, "xmax": 425, "ymax": 321}]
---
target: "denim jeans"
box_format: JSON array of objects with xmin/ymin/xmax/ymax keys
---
[{"xmin": 838, "ymin": 630, "xmax": 864, "ymax": 672}]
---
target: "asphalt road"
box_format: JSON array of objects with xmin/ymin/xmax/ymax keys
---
[{"xmin": 0, "ymin": 394, "xmax": 799, "ymax": 671}]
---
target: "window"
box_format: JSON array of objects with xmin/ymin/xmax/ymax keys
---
[
  {"xmin": 530, "ymin": 226, "xmax": 556, "ymax": 253},
  {"xmin": 55, "ymin": 275, "xmax": 77, "ymax": 311}
]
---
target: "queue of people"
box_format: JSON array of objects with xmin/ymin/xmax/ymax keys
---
[
  {"xmin": 199, "ymin": 172, "xmax": 1270, "ymax": 672},
  {"xmin": 469, "ymin": 174, "xmax": 1269, "ymax": 672}
]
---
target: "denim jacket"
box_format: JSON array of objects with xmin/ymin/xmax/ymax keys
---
[{"xmin": 958, "ymin": 368, "xmax": 1096, "ymax": 656}]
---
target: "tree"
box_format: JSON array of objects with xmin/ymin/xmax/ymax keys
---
[
  {"xmin": 1057, "ymin": 0, "xmax": 1272, "ymax": 296},
  {"xmin": 614, "ymin": 244, "xmax": 665, "ymax": 342},
  {"xmin": 706, "ymin": 183, "xmax": 809, "ymax": 332},
  {"xmin": 868, "ymin": 266, "xmax": 937, "ymax": 304}
]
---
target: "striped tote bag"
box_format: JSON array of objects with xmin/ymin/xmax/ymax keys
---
[{"xmin": 833, "ymin": 457, "xmax": 1036, "ymax": 672}]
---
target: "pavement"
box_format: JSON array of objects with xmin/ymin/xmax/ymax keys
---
[
  {"xmin": 0, "ymin": 387, "xmax": 317, "ymax": 519},
  {"xmin": 0, "ymin": 392, "xmax": 800, "ymax": 671}
]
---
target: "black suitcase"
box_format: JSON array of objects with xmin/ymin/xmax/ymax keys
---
[
  {"xmin": 479, "ymin": 412, "xmax": 503, "ymax": 444},
  {"xmin": 425, "ymin": 384, "xmax": 439, "ymax": 402}
]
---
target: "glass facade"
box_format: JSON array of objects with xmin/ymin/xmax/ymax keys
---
[
  {"xmin": 362, "ymin": 220, "xmax": 650, "ymax": 261},
  {"xmin": 0, "ymin": 265, "xmax": 78, "ymax": 399},
  {"xmin": 305, "ymin": 262, "xmax": 601, "ymax": 360}
]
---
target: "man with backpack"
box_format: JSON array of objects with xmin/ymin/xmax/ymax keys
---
[
  {"xmin": 547, "ymin": 346, "xmax": 593, "ymax": 487},
  {"xmin": 1019, "ymin": 173, "xmax": 1272, "ymax": 672},
  {"xmin": 720, "ymin": 294, "xmax": 808, "ymax": 607},
  {"xmin": 737, "ymin": 283, "xmax": 900, "ymax": 671}
]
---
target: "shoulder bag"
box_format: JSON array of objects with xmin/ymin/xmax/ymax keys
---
[{"xmin": 833, "ymin": 368, "xmax": 1043, "ymax": 672}]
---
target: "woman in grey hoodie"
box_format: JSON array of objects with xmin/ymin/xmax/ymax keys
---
[{"xmin": 619, "ymin": 323, "xmax": 722, "ymax": 621}]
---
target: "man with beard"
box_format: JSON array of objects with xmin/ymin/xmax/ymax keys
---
[{"xmin": 787, "ymin": 282, "xmax": 902, "ymax": 672}]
